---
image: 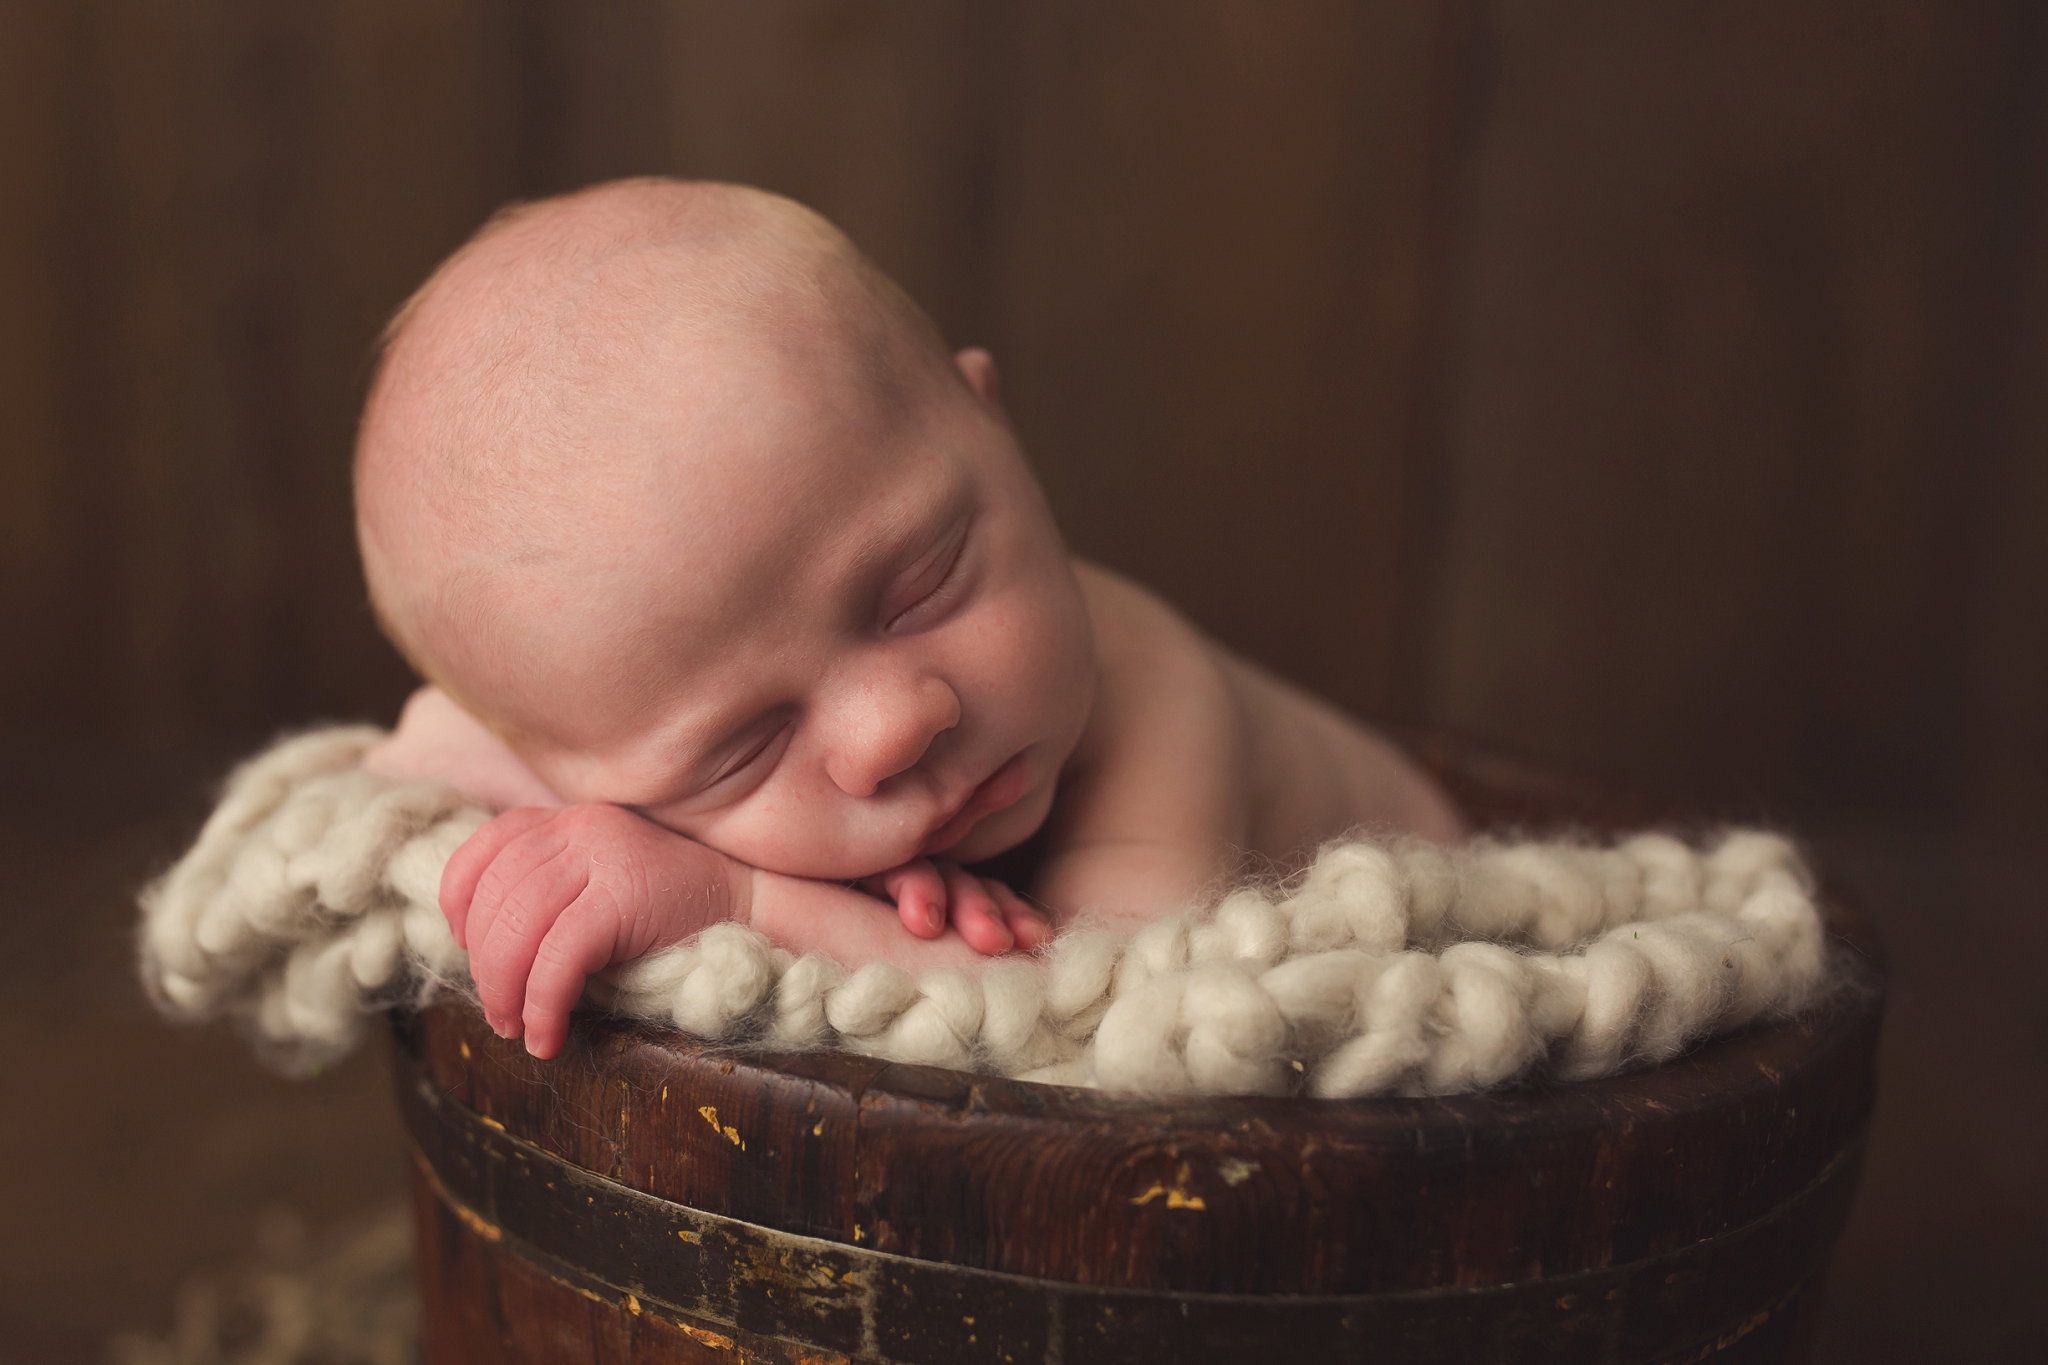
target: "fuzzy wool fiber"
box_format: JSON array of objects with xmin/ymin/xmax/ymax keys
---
[{"xmin": 138, "ymin": 727, "xmax": 1833, "ymax": 1097}]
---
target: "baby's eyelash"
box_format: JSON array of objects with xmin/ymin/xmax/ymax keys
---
[
  {"xmin": 709, "ymin": 723, "xmax": 784, "ymax": 786},
  {"xmin": 887, "ymin": 524, "xmax": 971, "ymax": 631}
]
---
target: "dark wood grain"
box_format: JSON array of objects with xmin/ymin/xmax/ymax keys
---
[
  {"xmin": 1422, "ymin": 0, "xmax": 2048, "ymax": 824},
  {"xmin": 399, "ymin": 1051, "xmax": 1859, "ymax": 1364}
]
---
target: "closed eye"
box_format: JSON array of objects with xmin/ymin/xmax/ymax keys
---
[
  {"xmin": 704, "ymin": 718, "xmax": 789, "ymax": 789},
  {"xmin": 885, "ymin": 519, "xmax": 973, "ymax": 633}
]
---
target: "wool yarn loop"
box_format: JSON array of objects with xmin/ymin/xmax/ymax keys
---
[{"xmin": 138, "ymin": 728, "xmax": 1833, "ymax": 1096}]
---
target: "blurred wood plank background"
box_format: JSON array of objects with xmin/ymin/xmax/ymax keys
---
[{"xmin": 4, "ymin": 0, "xmax": 2042, "ymax": 830}]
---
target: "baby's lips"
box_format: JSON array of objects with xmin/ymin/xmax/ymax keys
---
[{"xmin": 918, "ymin": 750, "xmax": 1031, "ymax": 857}]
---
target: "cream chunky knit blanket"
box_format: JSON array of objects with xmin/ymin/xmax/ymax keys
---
[{"xmin": 138, "ymin": 727, "xmax": 1832, "ymax": 1097}]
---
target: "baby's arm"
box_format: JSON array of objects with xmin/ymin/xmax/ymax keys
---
[
  {"xmin": 364, "ymin": 686, "xmax": 561, "ymax": 810},
  {"xmin": 444, "ymin": 804, "xmax": 1005, "ymax": 1056},
  {"xmin": 374, "ymin": 684, "xmax": 1032, "ymax": 925}
]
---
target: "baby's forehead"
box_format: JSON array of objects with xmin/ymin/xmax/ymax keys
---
[{"xmin": 359, "ymin": 183, "xmax": 986, "ymax": 711}]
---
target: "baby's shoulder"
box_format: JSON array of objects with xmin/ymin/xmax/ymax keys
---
[
  {"xmin": 1071, "ymin": 560, "xmax": 1223, "ymax": 690},
  {"xmin": 1068, "ymin": 560, "xmax": 1242, "ymax": 762},
  {"xmin": 1046, "ymin": 561, "xmax": 1254, "ymax": 872}
]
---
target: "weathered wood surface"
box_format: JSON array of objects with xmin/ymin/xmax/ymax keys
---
[
  {"xmin": 399, "ymin": 1034, "xmax": 1863, "ymax": 1364},
  {"xmin": 398, "ymin": 748, "xmax": 1884, "ymax": 1361}
]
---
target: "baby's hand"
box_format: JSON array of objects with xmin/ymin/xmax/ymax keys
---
[
  {"xmin": 439, "ymin": 805, "xmax": 746, "ymax": 1059},
  {"xmin": 863, "ymin": 860, "xmax": 1052, "ymax": 955}
]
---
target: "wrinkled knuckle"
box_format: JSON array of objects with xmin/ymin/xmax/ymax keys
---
[
  {"xmin": 529, "ymin": 934, "xmax": 583, "ymax": 977},
  {"xmin": 470, "ymin": 864, "xmax": 512, "ymax": 909},
  {"xmin": 491, "ymin": 889, "xmax": 565, "ymax": 954},
  {"xmin": 471, "ymin": 928, "xmax": 523, "ymax": 978}
]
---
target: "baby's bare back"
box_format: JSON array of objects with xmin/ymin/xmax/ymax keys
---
[
  {"xmin": 1037, "ymin": 565, "xmax": 1460, "ymax": 919},
  {"xmin": 1217, "ymin": 649, "xmax": 1464, "ymax": 856}
]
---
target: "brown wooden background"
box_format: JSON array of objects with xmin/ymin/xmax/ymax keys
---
[
  {"xmin": 2, "ymin": 3, "xmax": 2044, "ymax": 1362},
  {"xmin": 7, "ymin": 0, "xmax": 2042, "ymax": 827}
]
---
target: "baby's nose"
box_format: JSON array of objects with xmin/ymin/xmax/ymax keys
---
[{"xmin": 823, "ymin": 674, "xmax": 962, "ymax": 797}]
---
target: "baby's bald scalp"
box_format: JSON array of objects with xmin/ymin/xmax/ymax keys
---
[{"xmin": 355, "ymin": 178, "xmax": 958, "ymax": 721}]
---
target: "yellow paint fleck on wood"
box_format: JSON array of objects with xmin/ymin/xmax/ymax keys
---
[
  {"xmin": 459, "ymin": 1040, "xmax": 470, "ymax": 1060},
  {"xmin": 678, "ymin": 1324, "xmax": 735, "ymax": 1351},
  {"xmin": 624, "ymin": 1293, "xmax": 642, "ymax": 1315},
  {"xmin": 695, "ymin": 1105, "xmax": 744, "ymax": 1147},
  {"xmin": 813, "ymin": 1119, "xmax": 825, "ymax": 1136},
  {"xmin": 853, "ymin": 1224, "xmax": 865, "ymax": 1243},
  {"xmin": 678, "ymin": 1229, "xmax": 702, "ymax": 1244},
  {"xmin": 1128, "ymin": 1183, "xmax": 1207, "ymax": 1210},
  {"xmin": 477, "ymin": 1114, "xmax": 505, "ymax": 1133}
]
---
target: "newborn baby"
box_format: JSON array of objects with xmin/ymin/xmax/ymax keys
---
[{"xmin": 357, "ymin": 178, "xmax": 1462, "ymax": 1059}]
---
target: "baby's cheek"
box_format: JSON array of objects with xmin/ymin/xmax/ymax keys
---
[{"xmin": 1005, "ymin": 582, "xmax": 1095, "ymax": 738}]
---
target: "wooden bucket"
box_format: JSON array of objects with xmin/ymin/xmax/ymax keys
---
[{"xmin": 395, "ymin": 750, "xmax": 1884, "ymax": 1364}]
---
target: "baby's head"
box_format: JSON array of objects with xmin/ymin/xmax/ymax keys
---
[{"xmin": 356, "ymin": 179, "xmax": 1095, "ymax": 879}]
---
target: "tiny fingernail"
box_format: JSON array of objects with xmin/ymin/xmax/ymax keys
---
[{"xmin": 925, "ymin": 902, "xmax": 945, "ymax": 934}]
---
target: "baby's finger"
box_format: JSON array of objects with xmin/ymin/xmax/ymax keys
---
[
  {"xmin": 440, "ymin": 807, "xmax": 555, "ymax": 948},
  {"xmin": 469, "ymin": 847, "xmax": 591, "ymax": 1038},
  {"xmin": 460, "ymin": 817, "xmax": 576, "ymax": 971},
  {"xmin": 520, "ymin": 900, "xmax": 623, "ymax": 1060},
  {"xmin": 941, "ymin": 865, "xmax": 1014, "ymax": 956},
  {"xmin": 990, "ymin": 882, "xmax": 1054, "ymax": 950},
  {"xmin": 881, "ymin": 860, "xmax": 948, "ymax": 939}
]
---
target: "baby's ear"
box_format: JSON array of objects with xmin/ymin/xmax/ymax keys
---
[{"xmin": 954, "ymin": 347, "xmax": 1004, "ymax": 414}]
